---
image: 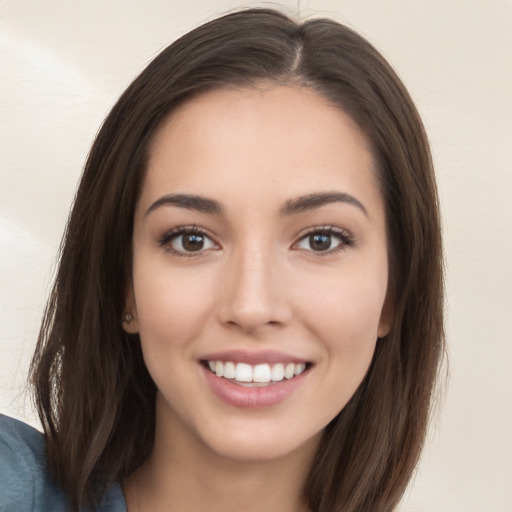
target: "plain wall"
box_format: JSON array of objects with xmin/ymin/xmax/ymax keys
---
[{"xmin": 1, "ymin": 1, "xmax": 511, "ymax": 510}]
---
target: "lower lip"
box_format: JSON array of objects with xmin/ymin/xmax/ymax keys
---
[{"xmin": 202, "ymin": 365, "xmax": 309, "ymax": 408}]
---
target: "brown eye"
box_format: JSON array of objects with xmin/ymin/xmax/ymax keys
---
[
  {"xmin": 309, "ymin": 233, "xmax": 332, "ymax": 251},
  {"xmin": 181, "ymin": 233, "xmax": 206, "ymax": 252},
  {"xmin": 160, "ymin": 228, "xmax": 218, "ymax": 255},
  {"xmin": 294, "ymin": 228, "xmax": 353, "ymax": 254}
]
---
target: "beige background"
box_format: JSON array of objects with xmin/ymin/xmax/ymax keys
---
[{"xmin": 1, "ymin": 1, "xmax": 511, "ymax": 510}]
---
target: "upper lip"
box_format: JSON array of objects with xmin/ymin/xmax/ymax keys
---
[{"xmin": 200, "ymin": 349, "xmax": 310, "ymax": 366}]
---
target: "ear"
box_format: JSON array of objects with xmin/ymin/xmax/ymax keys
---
[
  {"xmin": 377, "ymin": 290, "xmax": 394, "ymax": 338},
  {"xmin": 122, "ymin": 284, "xmax": 139, "ymax": 334}
]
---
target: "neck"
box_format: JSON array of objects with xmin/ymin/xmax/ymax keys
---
[{"xmin": 124, "ymin": 406, "xmax": 318, "ymax": 512}]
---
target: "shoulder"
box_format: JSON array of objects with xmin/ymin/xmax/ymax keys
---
[
  {"xmin": 0, "ymin": 415, "xmax": 127, "ymax": 512},
  {"xmin": 0, "ymin": 414, "xmax": 70, "ymax": 511}
]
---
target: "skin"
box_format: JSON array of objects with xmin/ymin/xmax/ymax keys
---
[{"xmin": 123, "ymin": 84, "xmax": 392, "ymax": 511}]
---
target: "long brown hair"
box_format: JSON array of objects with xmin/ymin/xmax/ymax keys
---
[{"xmin": 30, "ymin": 8, "xmax": 444, "ymax": 511}]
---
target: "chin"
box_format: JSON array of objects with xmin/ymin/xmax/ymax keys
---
[{"xmin": 189, "ymin": 413, "xmax": 324, "ymax": 465}]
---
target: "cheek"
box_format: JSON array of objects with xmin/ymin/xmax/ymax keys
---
[
  {"xmin": 132, "ymin": 262, "xmax": 216, "ymax": 351},
  {"xmin": 301, "ymin": 278, "xmax": 384, "ymax": 413},
  {"xmin": 297, "ymin": 265, "xmax": 387, "ymax": 362}
]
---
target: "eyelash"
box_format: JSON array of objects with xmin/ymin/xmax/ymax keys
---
[
  {"xmin": 157, "ymin": 225, "xmax": 354, "ymax": 258},
  {"xmin": 158, "ymin": 225, "xmax": 216, "ymax": 258},
  {"xmin": 293, "ymin": 225, "xmax": 354, "ymax": 256}
]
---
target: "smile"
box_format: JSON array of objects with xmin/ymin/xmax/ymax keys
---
[{"xmin": 205, "ymin": 360, "xmax": 308, "ymax": 386}]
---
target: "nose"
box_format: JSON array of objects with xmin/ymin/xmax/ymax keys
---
[{"xmin": 216, "ymin": 243, "xmax": 292, "ymax": 334}]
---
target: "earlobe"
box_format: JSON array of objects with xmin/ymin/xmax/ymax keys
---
[
  {"xmin": 377, "ymin": 318, "xmax": 392, "ymax": 338},
  {"xmin": 122, "ymin": 310, "xmax": 139, "ymax": 333},
  {"xmin": 122, "ymin": 285, "xmax": 139, "ymax": 334},
  {"xmin": 377, "ymin": 292, "xmax": 394, "ymax": 338}
]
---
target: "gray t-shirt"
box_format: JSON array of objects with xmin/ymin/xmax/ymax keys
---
[{"xmin": 0, "ymin": 415, "xmax": 126, "ymax": 511}]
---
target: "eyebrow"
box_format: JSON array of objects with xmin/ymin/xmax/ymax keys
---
[
  {"xmin": 145, "ymin": 191, "xmax": 367, "ymax": 217},
  {"xmin": 145, "ymin": 193, "xmax": 223, "ymax": 216},
  {"xmin": 280, "ymin": 192, "xmax": 367, "ymax": 217}
]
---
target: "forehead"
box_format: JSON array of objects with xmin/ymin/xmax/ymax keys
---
[
  {"xmin": 151, "ymin": 84, "xmax": 369, "ymax": 156},
  {"xmin": 139, "ymin": 85, "xmax": 382, "ymax": 219}
]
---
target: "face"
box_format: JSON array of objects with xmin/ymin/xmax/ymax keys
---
[{"xmin": 124, "ymin": 85, "xmax": 392, "ymax": 464}]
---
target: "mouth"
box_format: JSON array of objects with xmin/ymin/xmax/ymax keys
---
[
  {"xmin": 200, "ymin": 360, "xmax": 312, "ymax": 387},
  {"xmin": 199, "ymin": 350, "xmax": 313, "ymax": 408}
]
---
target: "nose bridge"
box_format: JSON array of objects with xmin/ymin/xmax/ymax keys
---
[{"xmin": 218, "ymin": 235, "xmax": 290, "ymax": 331}]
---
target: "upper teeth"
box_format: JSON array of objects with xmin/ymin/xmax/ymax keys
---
[{"xmin": 208, "ymin": 361, "xmax": 306, "ymax": 383}]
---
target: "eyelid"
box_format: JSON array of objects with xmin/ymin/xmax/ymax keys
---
[
  {"xmin": 292, "ymin": 225, "xmax": 355, "ymax": 254},
  {"xmin": 158, "ymin": 225, "xmax": 220, "ymax": 257}
]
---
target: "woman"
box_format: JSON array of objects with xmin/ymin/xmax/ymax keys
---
[{"xmin": 0, "ymin": 8, "xmax": 444, "ymax": 512}]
